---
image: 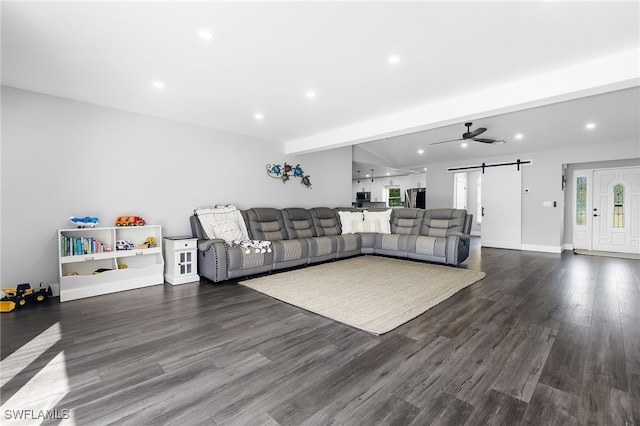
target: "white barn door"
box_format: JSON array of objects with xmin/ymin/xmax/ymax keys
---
[{"xmin": 481, "ymin": 167, "xmax": 522, "ymax": 250}]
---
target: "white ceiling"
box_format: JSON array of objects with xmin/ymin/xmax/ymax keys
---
[{"xmin": 2, "ymin": 1, "xmax": 639, "ymax": 175}]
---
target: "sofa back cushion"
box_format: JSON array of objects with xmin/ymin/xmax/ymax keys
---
[
  {"xmin": 390, "ymin": 208, "xmax": 424, "ymax": 235},
  {"xmin": 310, "ymin": 208, "xmax": 342, "ymax": 236},
  {"xmin": 242, "ymin": 208, "xmax": 289, "ymax": 241},
  {"xmin": 421, "ymin": 209, "xmax": 467, "ymax": 237},
  {"xmin": 282, "ymin": 208, "xmax": 317, "ymax": 239}
]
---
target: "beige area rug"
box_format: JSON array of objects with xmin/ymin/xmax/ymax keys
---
[
  {"xmin": 239, "ymin": 256, "xmax": 486, "ymax": 335},
  {"xmin": 573, "ymin": 249, "xmax": 640, "ymax": 260}
]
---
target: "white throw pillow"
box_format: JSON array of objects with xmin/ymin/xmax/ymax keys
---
[
  {"xmin": 338, "ymin": 211, "xmax": 364, "ymax": 234},
  {"xmin": 352, "ymin": 219, "xmax": 382, "ymax": 233},
  {"xmin": 364, "ymin": 209, "xmax": 392, "ymax": 234}
]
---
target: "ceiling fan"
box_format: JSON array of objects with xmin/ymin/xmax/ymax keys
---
[{"xmin": 430, "ymin": 122, "xmax": 501, "ymax": 145}]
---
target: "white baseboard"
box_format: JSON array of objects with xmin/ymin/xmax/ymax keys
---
[
  {"xmin": 470, "ymin": 230, "xmax": 481, "ymax": 237},
  {"xmin": 562, "ymin": 244, "xmax": 574, "ymax": 251},
  {"xmin": 520, "ymin": 244, "xmax": 562, "ymax": 254}
]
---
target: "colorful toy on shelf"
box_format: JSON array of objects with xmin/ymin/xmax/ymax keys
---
[
  {"xmin": 118, "ymin": 263, "xmax": 128, "ymax": 269},
  {"xmin": 1, "ymin": 283, "xmax": 53, "ymax": 312},
  {"xmin": 138, "ymin": 236, "xmax": 157, "ymax": 249},
  {"xmin": 69, "ymin": 216, "xmax": 100, "ymax": 228},
  {"xmin": 115, "ymin": 216, "xmax": 146, "ymax": 226},
  {"xmin": 92, "ymin": 268, "xmax": 111, "ymax": 275},
  {"xmin": 116, "ymin": 239, "xmax": 135, "ymax": 250}
]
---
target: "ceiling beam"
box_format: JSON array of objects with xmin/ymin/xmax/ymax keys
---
[{"xmin": 284, "ymin": 49, "xmax": 640, "ymax": 156}]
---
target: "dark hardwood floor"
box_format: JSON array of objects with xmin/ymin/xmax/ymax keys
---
[{"xmin": 2, "ymin": 238, "xmax": 639, "ymax": 425}]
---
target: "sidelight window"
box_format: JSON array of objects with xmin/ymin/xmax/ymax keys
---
[
  {"xmin": 576, "ymin": 176, "xmax": 587, "ymax": 226},
  {"xmin": 613, "ymin": 184, "xmax": 624, "ymax": 228}
]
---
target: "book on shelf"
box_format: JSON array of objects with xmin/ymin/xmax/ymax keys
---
[{"xmin": 60, "ymin": 235, "xmax": 107, "ymax": 256}]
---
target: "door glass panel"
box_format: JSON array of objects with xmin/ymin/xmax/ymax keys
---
[
  {"xmin": 576, "ymin": 176, "xmax": 587, "ymax": 226},
  {"xmin": 613, "ymin": 183, "xmax": 624, "ymax": 228}
]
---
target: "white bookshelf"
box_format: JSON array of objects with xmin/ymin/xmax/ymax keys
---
[{"xmin": 58, "ymin": 225, "xmax": 164, "ymax": 302}]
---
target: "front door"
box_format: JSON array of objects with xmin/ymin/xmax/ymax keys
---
[{"xmin": 592, "ymin": 167, "xmax": 640, "ymax": 254}]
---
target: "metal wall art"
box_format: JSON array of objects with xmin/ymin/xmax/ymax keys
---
[{"xmin": 266, "ymin": 163, "xmax": 312, "ymax": 188}]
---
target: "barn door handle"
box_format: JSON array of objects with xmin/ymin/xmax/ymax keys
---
[
  {"xmin": 482, "ymin": 207, "xmax": 485, "ymax": 216},
  {"xmin": 593, "ymin": 214, "xmax": 599, "ymax": 217}
]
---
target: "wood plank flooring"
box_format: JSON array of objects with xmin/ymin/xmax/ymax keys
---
[{"xmin": 1, "ymin": 239, "xmax": 639, "ymax": 425}]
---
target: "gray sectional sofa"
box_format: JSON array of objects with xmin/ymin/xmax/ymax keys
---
[{"xmin": 190, "ymin": 207, "xmax": 473, "ymax": 283}]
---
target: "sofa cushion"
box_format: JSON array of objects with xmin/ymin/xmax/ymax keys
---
[
  {"xmin": 282, "ymin": 208, "xmax": 317, "ymax": 239},
  {"xmin": 242, "ymin": 208, "xmax": 288, "ymax": 241},
  {"xmin": 227, "ymin": 245, "xmax": 274, "ymax": 270},
  {"xmin": 307, "ymin": 236, "xmax": 336, "ymax": 257},
  {"xmin": 421, "ymin": 208, "xmax": 466, "ymax": 237},
  {"xmin": 271, "ymin": 239, "xmax": 307, "ymax": 262},
  {"xmin": 390, "ymin": 208, "xmax": 424, "ymax": 235},
  {"xmin": 310, "ymin": 207, "xmax": 342, "ymax": 236},
  {"xmin": 364, "ymin": 209, "xmax": 392, "ymax": 234}
]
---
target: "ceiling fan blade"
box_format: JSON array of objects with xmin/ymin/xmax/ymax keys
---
[
  {"xmin": 466, "ymin": 127, "xmax": 487, "ymax": 138},
  {"xmin": 430, "ymin": 138, "xmax": 462, "ymax": 145},
  {"xmin": 472, "ymin": 137, "xmax": 496, "ymax": 144}
]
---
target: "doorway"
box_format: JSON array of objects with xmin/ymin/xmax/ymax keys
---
[
  {"xmin": 572, "ymin": 166, "xmax": 639, "ymax": 254},
  {"xmin": 454, "ymin": 173, "xmax": 467, "ymax": 210}
]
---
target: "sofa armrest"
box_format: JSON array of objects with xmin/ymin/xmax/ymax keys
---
[
  {"xmin": 197, "ymin": 238, "xmax": 226, "ymax": 251},
  {"xmin": 197, "ymin": 238, "xmax": 228, "ymax": 282},
  {"xmin": 445, "ymin": 232, "xmax": 471, "ymax": 265},
  {"xmin": 448, "ymin": 231, "xmax": 470, "ymax": 242}
]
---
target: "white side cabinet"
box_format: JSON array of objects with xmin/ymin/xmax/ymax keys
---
[
  {"xmin": 58, "ymin": 225, "xmax": 164, "ymax": 302},
  {"xmin": 163, "ymin": 236, "xmax": 199, "ymax": 285}
]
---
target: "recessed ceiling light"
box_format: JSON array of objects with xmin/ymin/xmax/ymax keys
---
[
  {"xmin": 386, "ymin": 172, "xmax": 390, "ymax": 176},
  {"xmin": 254, "ymin": 113, "xmax": 264, "ymax": 121},
  {"xmin": 585, "ymin": 122, "xmax": 596, "ymax": 130},
  {"xmin": 152, "ymin": 81, "xmax": 164, "ymax": 89},
  {"xmin": 306, "ymin": 90, "xmax": 316, "ymax": 99},
  {"xmin": 388, "ymin": 55, "xmax": 401, "ymax": 65},
  {"xmin": 461, "ymin": 142, "xmax": 468, "ymax": 148},
  {"xmin": 418, "ymin": 149, "xmax": 424, "ymax": 154},
  {"xmin": 515, "ymin": 133, "xmax": 524, "ymax": 140},
  {"xmin": 366, "ymin": 174, "xmax": 370, "ymax": 178},
  {"xmin": 423, "ymin": 168, "xmax": 427, "ymax": 171},
  {"xmin": 199, "ymin": 30, "xmax": 214, "ymax": 40}
]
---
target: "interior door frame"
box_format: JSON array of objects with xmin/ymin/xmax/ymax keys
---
[
  {"xmin": 454, "ymin": 172, "xmax": 468, "ymax": 210},
  {"xmin": 572, "ymin": 166, "xmax": 640, "ymax": 253}
]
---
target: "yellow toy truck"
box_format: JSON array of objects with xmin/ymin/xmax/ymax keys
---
[{"xmin": 0, "ymin": 283, "xmax": 53, "ymax": 312}]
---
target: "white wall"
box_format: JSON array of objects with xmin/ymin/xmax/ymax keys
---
[
  {"xmin": 1, "ymin": 87, "xmax": 352, "ymax": 287},
  {"xmin": 425, "ymin": 142, "xmax": 639, "ymax": 252}
]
